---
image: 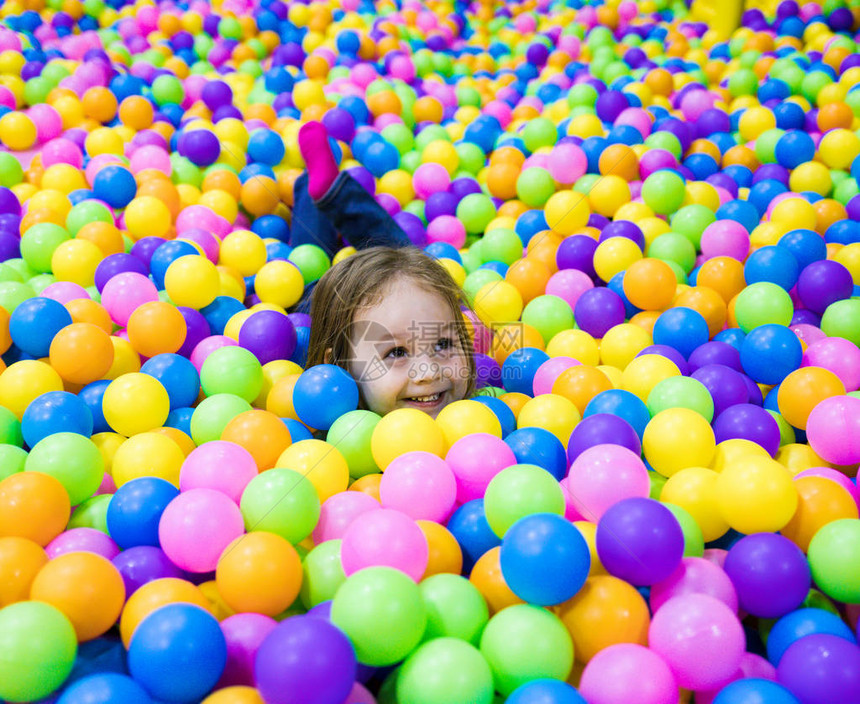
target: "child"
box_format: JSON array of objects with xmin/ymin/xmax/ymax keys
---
[{"xmin": 307, "ymin": 247, "xmax": 477, "ymax": 419}]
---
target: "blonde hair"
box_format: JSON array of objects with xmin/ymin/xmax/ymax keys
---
[{"xmin": 307, "ymin": 247, "xmax": 477, "ymax": 399}]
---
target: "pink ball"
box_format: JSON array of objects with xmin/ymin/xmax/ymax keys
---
[
  {"xmin": 579, "ymin": 644, "xmax": 678, "ymax": 704},
  {"xmin": 445, "ymin": 432, "xmax": 517, "ymax": 503},
  {"xmin": 179, "ymin": 229, "xmax": 220, "ymax": 264},
  {"xmin": 190, "ymin": 335, "xmax": 239, "ymax": 372},
  {"xmin": 379, "ymin": 451, "xmax": 457, "ymax": 523},
  {"xmin": 179, "ymin": 441, "xmax": 258, "ymax": 504},
  {"xmin": 648, "ymin": 594, "xmax": 745, "ymax": 691},
  {"xmin": 557, "ymin": 36, "xmax": 581, "ymax": 58},
  {"xmin": 701, "ymin": 548, "xmax": 728, "ymax": 569},
  {"xmin": 101, "ymin": 271, "xmax": 159, "ymax": 327},
  {"xmin": 426, "ymin": 215, "xmax": 466, "ymax": 249},
  {"xmin": 129, "ymin": 144, "xmax": 172, "ymax": 176},
  {"xmin": 791, "ymin": 323, "xmax": 826, "ymax": 347},
  {"xmin": 344, "ymin": 683, "xmax": 376, "ymax": 704},
  {"xmin": 374, "ymin": 114, "xmax": 403, "ymax": 131},
  {"xmin": 533, "ymin": 356, "xmax": 580, "ymax": 396},
  {"xmin": 700, "ymin": 220, "xmax": 750, "ymax": 261},
  {"xmin": 614, "ymin": 108, "xmax": 652, "ymax": 140},
  {"xmin": 28, "ymin": 105, "xmax": 63, "ymax": 143},
  {"xmin": 522, "ymin": 154, "xmax": 550, "ymax": 171},
  {"xmin": 158, "ymin": 488, "xmax": 245, "ymax": 573},
  {"xmin": 802, "ymin": 337, "xmax": 860, "ymax": 391},
  {"xmin": 40, "ymin": 281, "xmax": 89, "ymax": 304},
  {"xmin": 46, "ymin": 528, "xmax": 120, "ymax": 560},
  {"xmin": 796, "ymin": 467, "xmax": 860, "ymax": 513},
  {"xmin": 412, "ymin": 162, "xmax": 450, "ymax": 200},
  {"xmin": 218, "ymin": 613, "xmax": 278, "ymax": 688},
  {"xmin": 565, "ymin": 444, "xmax": 650, "ymax": 521},
  {"xmin": 340, "ymin": 508, "xmax": 429, "ymax": 582},
  {"xmin": 0, "ymin": 86, "xmax": 16, "ymax": 110},
  {"xmin": 693, "ymin": 652, "xmax": 777, "ymax": 704},
  {"xmin": 0, "ymin": 30, "xmax": 22, "ymax": 52},
  {"xmin": 679, "ymin": 90, "xmax": 715, "ymax": 121},
  {"xmin": 176, "ymin": 205, "xmax": 225, "ymax": 236},
  {"xmin": 96, "ymin": 473, "xmax": 117, "ymax": 496},
  {"xmin": 545, "ymin": 269, "xmax": 593, "ymax": 310},
  {"xmin": 548, "ymin": 143, "xmax": 587, "ymax": 185},
  {"xmin": 806, "ymin": 395, "xmax": 860, "ymax": 465},
  {"xmin": 313, "ymin": 490, "xmax": 379, "ymax": 544},
  {"xmin": 650, "ymin": 557, "xmax": 739, "ymax": 614},
  {"xmin": 560, "ymin": 477, "xmax": 586, "ymax": 522},
  {"xmin": 485, "ymin": 100, "xmax": 512, "ymax": 128},
  {"xmin": 376, "ymin": 193, "xmax": 401, "ymax": 216},
  {"xmin": 350, "ymin": 64, "xmax": 377, "ymax": 89},
  {"xmin": 41, "ymin": 137, "xmax": 83, "ymax": 169},
  {"xmin": 389, "ymin": 55, "xmax": 415, "ymax": 82}
]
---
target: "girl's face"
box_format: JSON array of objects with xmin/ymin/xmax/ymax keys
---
[{"xmin": 345, "ymin": 278, "xmax": 470, "ymax": 418}]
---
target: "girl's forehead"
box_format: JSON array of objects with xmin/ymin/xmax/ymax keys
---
[{"xmin": 353, "ymin": 281, "xmax": 457, "ymax": 335}]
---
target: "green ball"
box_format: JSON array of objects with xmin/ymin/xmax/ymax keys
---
[
  {"xmin": 484, "ymin": 464, "xmax": 565, "ymax": 537},
  {"xmin": 382, "ymin": 123, "xmax": 414, "ymax": 155},
  {"xmin": 516, "ymin": 168, "xmax": 556, "ymax": 208},
  {"xmin": 420, "ymin": 574, "xmax": 489, "ymax": 645},
  {"xmin": 219, "ymin": 16, "xmax": 243, "ymax": 39},
  {"xmin": 0, "ymin": 263, "xmax": 22, "ymax": 283},
  {"xmin": 66, "ymin": 201, "xmax": 113, "ymax": 237},
  {"xmin": 24, "ymin": 432, "xmax": 104, "ymax": 506},
  {"xmin": 331, "ymin": 566, "xmax": 427, "ymax": 666},
  {"xmin": 288, "ymin": 244, "xmax": 331, "ymax": 284},
  {"xmin": 463, "ymin": 270, "xmax": 503, "ymax": 305},
  {"xmin": 734, "ymin": 282, "xmax": 794, "ymax": 332},
  {"xmin": 200, "ymin": 347, "xmax": 263, "ymax": 402},
  {"xmin": 0, "ymin": 601, "xmax": 77, "ymax": 702},
  {"xmin": 808, "ymin": 518, "xmax": 860, "ymax": 604},
  {"xmin": 669, "ymin": 204, "xmax": 715, "ymax": 249},
  {"xmin": 20, "ymin": 223, "xmax": 70, "ymax": 274},
  {"xmin": 456, "ymin": 86, "xmax": 482, "ymax": 108},
  {"xmin": 521, "ymin": 118, "xmax": 557, "ymax": 153},
  {"xmin": 573, "ymin": 173, "xmax": 600, "ymax": 195},
  {"xmin": 456, "ymin": 142, "xmax": 486, "ymax": 174},
  {"xmin": 40, "ymin": 63, "xmax": 70, "ymax": 84},
  {"xmin": 663, "ymin": 502, "xmax": 705, "ymax": 557},
  {"xmin": 0, "ymin": 406, "xmax": 22, "ymax": 446},
  {"xmin": 821, "ymin": 299, "xmax": 860, "ymax": 346},
  {"xmin": 647, "ymin": 376, "xmax": 714, "ymax": 422},
  {"xmin": 415, "ymin": 125, "xmax": 449, "ymax": 152},
  {"xmin": 641, "ymin": 170, "xmax": 686, "ymax": 216},
  {"xmin": 767, "ymin": 409, "xmax": 796, "ymax": 447},
  {"xmin": 801, "ymin": 71, "xmax": 833, "ymax": 104},
  {"xmin": 404, "ymin": 199, "xmax": 425, "ymax": 223},
  {"xmin": 397, "ymin": 638, "xmax": 494, "ymax": 704},
  {"xmin": 300, "ymin": 539, "xmax": 346, "ymax": 608},
  {"xmin": 834, "ymin": 177, "xmax": 860, "ymax": 206},
  {"xmin": 29, "ymin": 274, "xmax": 56, "ymax": 295},
  {"xmin": 67, "ymin": 494, "xmax": 111, "ymax": 534},
  {"xmin": 189, "ymin": 393, "xmax": 253, "ymax": 445},
  {"xmin": 0, "ymin": 445, "xmax": 26, "ymax": 482},
  {"xmin": 460, "ymin": 248, "xmax": 483, "ymax": 275},
  {"xmin": 481, "ymin": 228, "xmax": 523, "ymax": 266},
  {"xmin": 728, "ymin": 68, "xmax": 759, "ymax": 97},
  {"xmin": 401, "ymin": 150, "xmax": 422, "ymax": 174},
  {"xmin": 170, "ymin": 155, "xmax": 202, "ymax": 188},
  {"xmin": 151, "ymin": 75, "xmax": 184, "ymax": 106},
  {"xmin": 326, "ymin": 410, "xmax": 381, "ymax": 479},
  {"xmin": 0, "ymin": 281, "xmax": 35, "ymax": 312},
  {"xmin": 647, "ymin": 231, "xmax": 697, "ymax": 273},
  {"xmin": 457, "ymin": 194, "xmax": 497, "ymax": 235},
  {"xmin": 754, "ymin": 128, "xmax": 784, "ymax": 165},
  {"xmin": 24, "ymin": 77, "xmax": 53, "ymax": 106},
  {"xmin": 193, "ymin": 35, "xmax": 214, "ymax": 59},
  {"xmin": 522, "ymin": 295, "xmax": 574, "ymax": 346},
  {"xmin": 649, "ymin": 470, "xmax": 668, "ymax": 500},
  {"xmin": 479, "ymin": 604, "xmax": 573, "ymax": 696},
  {"xmin": 801, "ymin": 588, "xmax": 840, "ymax": 617},
  {"xmin": 240, "ymin": 468, "xmax": 320, "ymax": 544}
]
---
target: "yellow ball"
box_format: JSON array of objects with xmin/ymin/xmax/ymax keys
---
[
  {"xmin": 164, "ymin": 255, "xmax": 220, "ymax": 310},
  {"xmin": 125, "ymin": 196, "xmax": 171, "ymax": 240},
  {"xmin": 40, "ymin": 164, "xmax": 87, "ymax": 194},
  {"xmin": 111, "ymin": 432, "xmax": 185, "ymax": 487},
  {"xmin": 104, "ymin": 337, "xmax": 142, "ymax": 379},
  {"xmin": 769, "ymin": 196, "xmax": 817, "ymax": 230},
  {"xmin": 714, "ymin": 455, "xmax": 798, "ymax": 534},
  {"xmin": 50, "ymin": 239, "xmax": 102, "ymax": 287},
  {"xmin": 545, "ymin": 189, "xmax": 591, "ymax": 236},
  {"xmin": 0, "ymin": 111, "xmax": 36, "ymax": 150},
  {"xmin": 710, "ymin": 438, "xmax": 770, "ymax": 473},
  {"xmin": 789, "ymin": 161, "xmax": 832, "ymax": 196},
  {"xmin": 421, "ymin": 139, "xmax": 459, "ymax": 175},
  {"xmin": 198, "ymin": 188, "xmax": 239, "ymax": 223},
  {"xmin": 834, "ymin": 242, "xmax": 860, "ymax": 285},
  {"xmin": 599, "ymin": 323, "xmax": 652, "ymax": 371},
  {"xmin": 660, "ymin": 466, "xmax": 729, "ymax": 542},
  {"xmin": 370, "ymin": 408, "xmax": 446, "ymax": 469},
  {"xmin": 738, "ymin": 106, "xmax": 775, "ymax": 142},
  {"xmin": 435, "ymin": 399, "xmax": 502, "ymax": 449},
  {"xmin": 377, "ymin": 169, "xmax": 414, "ymax": 207},
  {"xmin": 254, "ymin": 260, "xmax": 305, "ymax": 309},
  {"xmin": 84, "ymin": 127, "xmax": 124, "ymax": 157},
  {"xmin": 102, "ymin": 373, "xmax": 170, "ymax": 436},
  {"xmin": 0, "ymin": 360, "xmax": 64, "ymax": 419},
  {"xmin": 276, "ymin": 439, "xmax": 348, "ymax": 503},
  {"xmin": 775, "ymin": 442, "xmax": 829, "ymax": 475},
  {"xmin": 567, "ymin": 114, "xmax": 604, "ymax": 139},
  {"xmin": 292, "ymin": 80, "xmax": 326, "ymax": 111},
  {"xmin": 201, "ymin": 686, "xmax": 265, "ymax": 704},
  {"xmin": 517, "ymin": 393, "xmax": 581, "ymax": 446},
  {"xmin": 28, "ymin": 190, "xmax": 71, "ymax": 219},
  {"xmin": 620, "ymin": 354, "xmax": 680, "ymax": 402},
  {"xmin": 213, "ymin": 119, "xmax": 249, "ymax": 150},
  {"xmin": 817, "ymin": 128, "xmax": 860, "ymax": 170},
  {"xmin": 643, "ymin": 407, "xmax": 716, "ymax": 477},
  {"xmin": 219, "ymin": 229, "xmax": 267, "ymax": 277},
  {"xmin": 593, "ymin": 236, "xmax": 643, "ymax": 283},
  {"xmin": 438, "ymin": 258, "xmax": 466, "ymax": 287},
  {"xmin": 546, "ymin": 329, "xmax": 600, "ymax": 366},
  {"xmin": 588, "ymin": 175, "xmax": 630, "ymax": 218},
  {"xmin": 473, "ymin": 280, "xmax": 524, "ymax": 326}
]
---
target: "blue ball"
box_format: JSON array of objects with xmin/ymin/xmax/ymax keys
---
[
  {"xmin": 446, "ymin": 499, "xmax": 501, "ymax": 573},
  {"xmin": 825, "ymin": 219, "xmax": 860, "ymax": 245},
  {"xmin": 339, "ymin": 95, "xmax": 370, "ymax": 126},
  {"xmin": 165, "ymin": 406, "xmax": 194, "ymax": 437},
  {"xmin": 283, "ymin": 418, "xmax": 313, "ymax": 442},
  {"xmin": 712, "ymin": 678, "xmax": 800, "ymax": 704},
  {"xmin": 247, "ymin": 129, "xmax": 286, "ymax": 166},
  {"xmin": 424, "ymin": 241, "xmax": 462, "ymax": 263},
  {"xmin": 716, "ymin": 198, "xmax": 758, "ymax": 233},
  {"xmin": 748, "ymin": 178, "xmax": 789, "ymax": 216},
  {"xmin": 773, "ymin": 101, "xmax": 806, "ymax": 130},
  {"xmin": 744, "ymin": 245, "xmax": 800, "ymax": 290},
  {"xmin": 501, "ymin": 347, "xmax": 550, "ymax": 395},
  {"xmin": 335, "ymin": 29, "xmax": 361, "ymax": 54},
  {"xmin": 92, "ymin": 165, "xmax": 137, "ymax": 208},
  {"xmin": 21, "ymin": 391, "xmax": 92, "ymax": 448},
  {"xmin": 778, "ymin": 229, "xmax": 828, "ymax": 270},
  {"xmin": 515, "ymin": 209, "xmax": 548, "ymax": 246},
  {"xmin": 775, "ymin": 130, "xmax": 815, "ymax": 169},
  {"xmin": 200, "ymin": 296, "xmax": 246, "ymax": 335},
  {"xmin": 78, "ymin": 380, "xmax": 111, "ymax": 434},
  {"xmin": 507, "ymin": 679, "xmax": 588, "ymax": 704},
  {"xmin": 141, "ymin": 353, "xmax": 200, "ymax": 410},
  {"xmin": 766, "ymin": 608, "xmax": 857, "ymax": 666},
  {"xmin": 292, "ymin": 364, "xmax": 359, "ymax": 431},
  {"xmin": 362, "ymin": 139, "xmax": 400, "ymax": 177},
  {"xmin": 9, "ymin": 296, "xmax": 72, "ymax": 358},
  {"xmin": 463, "ymin": 114, "xmax": 502, "ymax": 154},
  {"xmin": 56, "ymin": 673, "xmax": 153, "ymax": 704},
  {"xmin": 473, "ymin": 396, "xmax": 516, "ymax": 437},
  {"xmin": 127, "ymin": 603, "xmax": 227, "ymax": 704},
  {"xmin": 500, "ymin": 513, "xmax": 590, "ymax": 605},
  {"xmin": 504, "ymin": 427, "xmax": 567, "ymax": 480},
  {"xmin": 652, "ymin": 307, "xmax": 710, "ymax": 359},
  {"xmin": 254, "ymin": 214, "xmax": 290, "ymax": 242},
  {"xmin": 106, "ymin": 477, "xmax": 179, "ymax": 549},
  {"xmin": 740, "ymin": 323, "xmax": 803, "ymax": 385},
  {"xmin": 583, "ymin": 389, "xmax": 651, "ymax": 439}
]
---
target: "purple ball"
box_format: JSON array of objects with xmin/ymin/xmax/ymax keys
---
[
  {"xmin": 637, "ymin": 344, "xmax": 690, "ymax": 376},
  {"xmin": 695, "ymin": 108, "xmax": 731, "ymax": 138},
  {"xmin": 790, "ymin": 309, "xmax": 821, "ymax": 327},
  {"xmin": 237, "ymin": 310, "xmax": 298, "ymax": 365},
  {"xmin": 393, "ymin": 211, "xmax": 427, "ymax": 247},
  {"xmin": 687, "ymin": 341, "xmax": 742, "ymax": 373},
  {"xmin": 201, "ymin": 80, "xmax": 232, "ymax": 110},
  {"xmin": 0, "ymin": 187, "xmax": 20, "ymax": 216},
  {"xmin": 574, "ymin": 288, "xmax": 626, "ymax": 338},
  {"xmin": 724, "ymin": 533, "xmax": 811, "ymax": 619},
  {"xmin": 111, "ymin": 546, "xmax": 184, "ymax": 597},
  {"xmin": 213, "ymin": 105, "xmax": 243, "ymax": 122},
  {"xmin": 475, "ymin": 353, "xmax": 502, "ymax": 389},
  {"xmin": 752, "ymin": 164, "xmax": 790, "ymax": 186},
  {"xmin": 567, "ymin": 413, "xmax": 641, "ymax": 464},
  {"xmin": 777, "ymin": 635, "xmax": 860, "ymax": 704},
  {"xmin": 595, "ymin": 91, "xmax": 629, "ymax": 123},
  {"xmin": 346, "ymin": 166, "xmax": 375, "ymax": 195},
  {"xmin": 288, "ymin": 312, "xmax": 311, "ymax": 329},
  {"xmin": 130, "ymin": 236, "xmax": 167, "ymax": 268},
  {"xmin": 587, "ymin": 213, "xmax": 609, "ymax": 231},
  {"xmin": 449, "ymin": 177, "xmax": 482, "ymax": 200},
  {"xmin": 177, "ymin": 307, "xmax": 212, "ymax": 359},
  {"xmin": 255, "ymin": 616, "xmax": 356, "ymax": 704},
  {"xmin": 847, "ymin": 194, "xmax": 860, "ymax": 221},
  {"xmin": 596, "ymin": 498, "xmax": 685, "ymax": 586},
  {"xmin": 639, "ymin": 149, "xmax": 679, "ymax": 179},
  {"xmin": 0, "ymin": 233, "xmax": 20, "ymax": 261},
  {"xmin": 94, "ymin": 253, "xmax": 149, "ymax": 293},
  {"xmin": 179, "ymin": 129, "xmax": 221, "ymax": 167},
  {"xmin": 556, "ymin": 234, "xmax": 598, "ymax": 277},
  {"xmin": 706, "ymin": 172, "xmax": 739, "ymax": 198},
  {"xmin": 0, "ymin": 212, "xmax": 19, "ymax": 234},
  {"xmin": 425, "ymin": 191, "xmax": 459, "ymax": 222},
  {"xmin": 526, "ymin": 43, "xmax": 550, "ymax": 66},
  {"xmin": 691, "ymin": 364, "xmax": 750, "ymax": 417},
  {"xmin": 655, "ymin": 118, "xmax": 693, "ymax": 153},
  {"xmin": 797, "ymin": 260, "xmax": 854, "ymax": 314},
  {"xmin": 742, "ymin": 374, "xmax": 764, "ymax": 406},
  {"xmin": 599, "ymin": 220, "xmax": 644, "ymax": 250},
  {"xmin": 322, "ymin": 107, "xmax": 356, "ymax": 144},
  {"xmin": 713, "ymin": 403, "xmax": 781, "ymax": 456},
  {"xmin": 218, "ymin": 613, "xmax": 278, "ymax": 688}
]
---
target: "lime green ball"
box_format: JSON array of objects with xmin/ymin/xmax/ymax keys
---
[
  {"xmin": 834, "ymin": 177, "xmax": 860, "ymax": 206},
  {"xmin": 0, "ymin": 153, "xmax": 24, "ymax": 187},
  {"xmin": 288, "ymin": 244, "xmax": 331, "ymax": 284},
  {"xmin": 801, "ymin": 71, "xmax": 833, "ymax": 103},
  {"xmin": 200, "ymin": 347, "xmax": 264, "ymax": 402},
  {"xmin": 0, "ymin": 263, "xmax": 22, "ymax": 283},
  {"xmin": 603, "ymin": 61, "xmax": 631, "ymax": 85},
  {"xmin": 484, "ymin": 464, "xmax": 565, "ymax": 537},
  {"xmin": 413, "ymin": 51, "xmax": 434, "ymax": 77},
  {"xmin": 151, "ymin": 75, "xmax": 184, "ymax": 106},
  {"xmin": 431, "ymin": 53, "xmax": 453, "ymax": 77},
  {"xmin": 68, "ymin": 494, "xmax": 111, "ymax": 534},
  {"xmin": 25, "ymin": 432, "xmax": 104, "ymax": 506},
  {"xmin": 644, "ymin": 132, "xmax": 683, "ymax": 160},
  {"xmin": 241, "ymin": 468, "xmax": 320, "ymax": 545},
  {"xmin": 415, "ymin": 125, "xmax": 450, "ymax": 152},
  {"xmin": 755, "ymin": 128, "xmax": 784, "ymax": 165},
  {"xmin": 24, "ymin": 77, "xmax": 53, "ymax": 106},
  {"xmin": 460, "ymin": 247, "xmax": 483, "ymax": 275},
  {"xmin": 728, "ymin": 68, "xmax": 759, "ymax": 97},
  {"xmin": 808, "ymin": 518, "xmax": 860, "ymax": 604},
  {"xmin": 587, "ymin": 25, "xmax": 615, "ymax": 48},
  {"xmin": 463, "ymin": 270, "xmax": 503, "ymax": 304},
  {"xmin": 734, "ymin": 282, "xmax": 794, "ymax": 332},
  {"xmin": 0, "ymin": 406, "xmax": 22, "ymax": 447},
  {"xmin": 457, "ymin": 193, "xmax": 496, "ymax": 235},
  {"xmin": 663, "ymin": 502, "xmax": 705, "ymax": 557},
  {"xmin": 821, "ymin": 299, "xmax": 860, "ymax": 345},
  {"xmin": 420, "ymin": 574, "xmax": 489, "ymax": 644},
  {"xmin": 189, "ymin": 393, "xmax": 252, "ymax": 445},
  {"xmin": 29, "ymin": 274, "xmax": 56, "ymax": 295},
  {"xmin": 20, "ymin": 223, "xmax": 70, "ymax": 274},
  {"xmin": 642, "ymin": 170, "xmax": 687, "ymax": 215},
  {"xmin": 516, "ymin": 167, "xmax": 556, "ymax": 207},
  {"xmin": 382, "ymin": 123, "xmax": 414, "ymax": 155},
  {"xmin": 647, "ymin": 231, "xmax": 697, "ymax": 272},
  {"xmin": 66, "ymin": 201, "xmax": 113, "ymax": 237},
  {"xmin": 0, "ymin": 445, "xmax": 27, "ymax": 482},
  {"xmin": 326, "ymin": 409, "xmax": 381, "ymax": 479},
  {"xmin": 41, "ymin": 63, "xmax": 70, "ymax": 84},
  {"xmin": 573, "ymin": 173, "xmax": 601, "ymax": 194},
  {"xmin": 670, "ymin": 204, "xmax": 716, "ymax": 249},
  {"xmin": 193, "ymin": 35, "xmax": 214, "ymax": 59},
  {"xmin": 219, "ymin": 16, "xmax": 243, "ymax": 39},
  {"xmin": 568, "ymin": 84, "xmax": 599, "ymax": 108},
  {"xmin": 404, "ymin": 200, "xmax": 425, "ymax": 223},
  {"xmin": 456, "ymin": 86, "xmax": 481, "ymax": 108},
  {"xmin": 170, "ymin": 155, "xmax": 202, "ymax": 187},
  {"xmin": 0, "ymin": 601, "xmax": 77, "ymax": 703},
  {"xmin": 648, "ymin": 376, "xmax": 714, "ymax": 422},
  {"xmin": 0, "ymin": 281, "xmax": 35, "ymax": 313},
  {"xmin": 650, "ymin": 470, "xmax": 668, "ymax": 500},
  {"xmin": 82, "ymin": 0, "xmax": 104, "ymax": 15},
  {"xmin": 401, "ymin": 150, "xmax": 421, "ymax": 174},
  {"xmin": 300, "ymin": 538, "xmax": 346, "ymax": 608},
  {"xmin": 397, "ymin": 638, "xmax": 494, "ymax": 704},
  {"xmin": 522, "ymin": 295, "xmax": 574, "ymax": 345},
  {"xmin": 455, "ymin": 142, "xmax": 486, "ymax": 174},
  {"xmin": 481, "ymin": 228, "xmax": 523, "ymax": 265},
  {"xmin": 768, "ymin": 409, "xmax": 796, "ymax": 447},
  {"xmin": 521, "ymin": 117, "xmax": 557, "ymax": 153}
]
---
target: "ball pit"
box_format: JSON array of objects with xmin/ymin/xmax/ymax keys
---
[{"xmin": 3, "ymin": 0, "xmax": 860, "ymax": 702}]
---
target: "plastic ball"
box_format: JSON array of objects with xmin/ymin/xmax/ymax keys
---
[
  {"xmin": 806, "ymin": 395, "xmax": 860, "ymax": 466},
  {"xmin": 715, "ymin": 455, "xmax": 798, "ymax": 534},
  {"xmin": 643, "ymin": 408, "xmax": 716, "ymax": 478},
  {"xmin": 578, "ymin": 643, "xmax": 677, "ymax": 704},
  {"xmin": 0, "ymin": 472, "xmax": 70, "ymax": 547},
  {"xmin": 102, "ymin": 373, "xmax": 170, "ymax": 436}
]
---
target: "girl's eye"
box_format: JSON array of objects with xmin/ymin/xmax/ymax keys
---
[
  {"xmin": 435, "ymin": 338, "xmax": 453, "ymax": 352},
  {"xmin": 386, "ymin": 346, "xmax": 408, "ymax": 359}
]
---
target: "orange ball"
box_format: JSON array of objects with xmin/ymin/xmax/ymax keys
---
[
  {"xmin": 696, "ymin": 256, "xmax": 747, "ymax": 303},
  {"xmin": 500, "ymin": 392, "xmax": 531, "ymax": 421},
  {"xmin": 490, "ymin": 146, "xmax": 526, "ymax": 169},
  {"xmin": 49, "ymin": 322, "xmax": 115, "ymax": 385},
  {"xmin": 817, "ymin": 102, "xmax": 854, "ymax": 131},
  {"xmin": 622, "ymin": 258, "xmax": 677, "ymax": 311},
  {"xmin": 721, "ymin": 145, "xmax": 759, "ymax": 171},
  {"xmin": 492, "ymin": 322, "xmax": 545, "ymax": 366},
  {"xmin": 216, "ymin": 531, "xmax": 302, "ymax": 617},
  {"xmin": 469, "ymin": 545, "xmax": 524, "ymax": 616},
  {"xmin": 417, "ymin": 520, "xmax": 463, "ymax": 578},
  {"xmin": 30, "ymin": 552, "xmax": 126, "ymax": 641},
  {"xmin": 598, "ymin": 144, "xmax": 639, "ymax": 182},
  {"xmin": 118, "ymin": 95, "xmax": 154, "ymax": 130},
  {"xmin": 366, "ymin": 90, "xmax": 402, "ymax": 117},
  {"xmin": 781, "ymin": 476, "xmax": 859, "ymax": 552},
  {"xmin": 66, "ymin": 298, "xmax": 113, "ymax": 334},
  {"xmin": 813, "ymin": 198, "xmax": 847, "ymax": 235},
  {"xmin": 203, "ymin": 169, "xmax": 242, "ymax": 199},
  {"xmin": 0, "ymin": 536, "xmax": 48, "ymax": 607},
  {"xmin": 241, "ymin": 176, "xmax": 280, "ymax": 217},
  {"xmin": 687, "ymin": 139, "xmax": 721, "ymax": 162},
  {"xmin": 137, "ymin": 177, "xmax": 181, "ymax": 220},
  {"xmin": 777, "ymin": 366, "xmax": 846, "ymax": 430},
  {"xmin": 486, "ymin": 163, "xmax": 521, "ymax": 200},
  {"xmin": 0, "ymin": 472, "xmax": 70, "ymax": 546},
  {"xmin": 220, "ymin": 409, "xmax": 292, "ymax": 472},
  {"xmin": 526, "ymin": 231, "xmax": 564, "ymax": 273},
  {"xmin": 505, "ymin": 257, "xmax": 551, "ymax": 304},
  {"xmin": 412, "ymin": 96, "xmax": 444, "ymax": 123},
  {"xmin": 674, "ymin": 286, "xmax": 727, "ymax": 338},
  {"xmin": 119, "ymin": 577, "xmax": 212, "ymax": 647},
  {"xmin": 81, "ymin": 86, "xmax": 118, "ymax": 123},
  {"xmin": 644, "ymin": 68, "xmax": 673, "ymax": 96},
  {"xmin": 126, "ymin": 301, "xmax": 187, "ymax": 357},
  {"xmin": 349, "ymin": 473, "xmax": 382, "ymax": 502},
  {"xmin": 76, "ymin": 221, "xmax": 124, "ymax": 256},
  {"xmin": 552, "ymin": 365, "xmax": 614, "ymax": 415}
]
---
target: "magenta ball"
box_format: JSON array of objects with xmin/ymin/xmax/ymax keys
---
[
  {"xmin": 700, "ymin": 220, "xmax": 751, "ymax": 261},
  {"xmin": 340, "ymin": 508, "xmax": 429, "ymax": 582},
  {"xmin": 179, "ymin": 441, "xmax": 258, "ymax": 504},
  {"xmin": 533, "ymin": 356, "xmax": 580, "ymax": 396},
  {"xmin": 379, "ymin": 451, "xmax": 457, "ymax": 523},
  {"xmin": 806, "ymin": 395, "xmax": 860, "ymax": 465},
  {"xmin": 313, "ymin": 490, "xmax": 380, "ymax": 544},
  {"xmin": 218, "ymin": 612, "xmax": 278, "ymax": 688},
  {"xmin": 579, "ymin": 643, "xmax": 678, "ymax": 704},
  {"xmin": 413, "ymin": 162, "xmax": 451, "ymax": 199},
  {"xmin": 426, "ymin": 214, "xmax": 466, "ymax": 248},
  {"xmin": 650, "ymin": 557, "xmax": 739, "ymax": 614},
  {"xmin": 46, "ymin": 527, "xmax": 120, "ymax": 560},
  {"xmin": 445, "ymin": 432, "xmax": 517, "ymax": 503},
  {"xmin": 565, "ymin": 444, "xmax": 650, "ymax": 521},
  {"xmin": 802, "ymin": 337, "xmax": 860, "ymax": 392},
  {"xmin": 545, "ymin": 269, "xmax": 594, "ymax": 310}
]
